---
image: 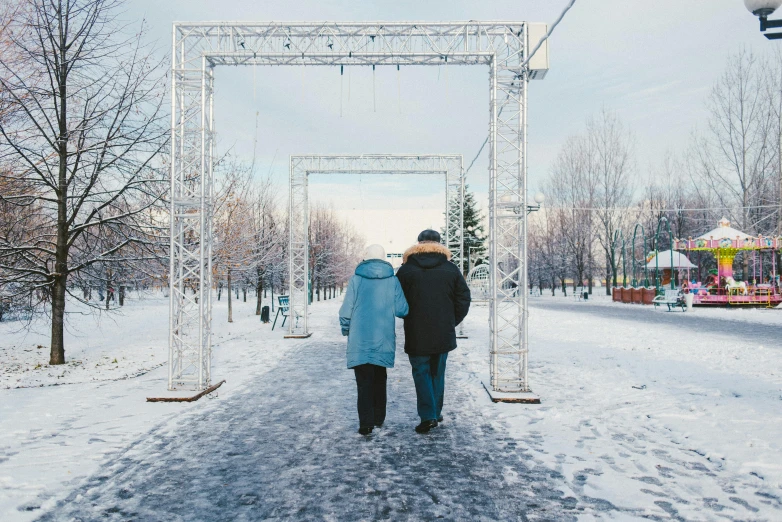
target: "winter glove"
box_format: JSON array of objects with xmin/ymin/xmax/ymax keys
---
[{"xmin": 341, "ymin": 328, "xmax": 349, "ymax": 337}]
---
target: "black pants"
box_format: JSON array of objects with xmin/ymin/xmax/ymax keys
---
[{"xmin": 353, "ymin": 364, "xmax": 387, "ymax": 428}]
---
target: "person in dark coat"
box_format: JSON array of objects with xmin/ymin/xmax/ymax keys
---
[
  {"xmin": 395, "ymin": 229, "xmax": 471, "ymax": 433},
  {"xmin": 339, "ymin": 244, "xmax": 409, "ymax": 436}
]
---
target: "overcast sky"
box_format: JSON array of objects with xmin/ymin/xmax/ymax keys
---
[{"xmin": 123, "ymin": 0, "xmax": 772, "ymax": 251}]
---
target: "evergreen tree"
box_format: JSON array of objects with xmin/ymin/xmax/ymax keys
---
[{"xmin": 443, "ymin": 185, "xmax": 487, "ymax": 274}]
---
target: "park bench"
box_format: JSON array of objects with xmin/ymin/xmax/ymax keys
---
[
  {"xmin": 271, "ymin": 295, "xmax": 290, "ymax": 330},
  {"xmin": 652, "ymin": 289, "xmax": 685, "ymax": 311},
  {"xmin": 574, "ymin": 286, "xmax": 588, "ymax": 301}
]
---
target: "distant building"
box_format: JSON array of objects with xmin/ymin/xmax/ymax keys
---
[{"xmin": 386, "ymin": 252, "xmax": 403, "ymax": 269}]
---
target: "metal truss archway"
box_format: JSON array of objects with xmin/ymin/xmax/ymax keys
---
[
  {"xmin": 169, "ymin": 21, "xmax": 549, "ymax": 394},
  {"xmin": 288, "ymin": 154, "xmax": 464, "ymax": 338}
]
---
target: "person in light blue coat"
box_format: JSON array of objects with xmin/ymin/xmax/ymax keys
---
[{"xmin": 339, "ymin": 244, "xmax": 409, "ymax": 435}]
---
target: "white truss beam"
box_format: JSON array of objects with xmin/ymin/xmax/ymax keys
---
[
  {"xmin": 169, "ymin": 21, "xmax": 547, "ymax": 393},
  {"xmin": 288, "ymin": 154, "xmax": 464, "ymax": 338}
]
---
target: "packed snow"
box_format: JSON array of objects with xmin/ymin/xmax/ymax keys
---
[{"xmin": 0, "ymin": 290, "xmax": 781, "ymax": 520}]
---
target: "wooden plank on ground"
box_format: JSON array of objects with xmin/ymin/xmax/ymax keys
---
[{"xmin": 147, "ymin": 380, "xmax": 226, "ymax": 403}]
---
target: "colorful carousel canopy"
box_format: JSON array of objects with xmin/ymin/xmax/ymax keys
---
[
  {"xmin": 645, "ymin": 250, "xmax": 696, "ymax": 269},
  {"xmin": 694, "ymin": 217, "xmax": 751, "ymax": 242},
  {"xmin": 676, "ymin": 217, "xmax": 778, "ymax": 251}
]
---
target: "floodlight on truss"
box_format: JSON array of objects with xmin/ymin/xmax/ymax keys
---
[
  {"xmin": 287, "ymin": 154, "xmax": 464, "ymax": 338},
  {"xmin": 168, "ymin": 21, "xmax": 549, "ymax": 393}
]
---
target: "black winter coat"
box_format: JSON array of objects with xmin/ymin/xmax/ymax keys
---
[{"xmin": 395, "ymin": 242, "xmax": 471, "ymax": 356}]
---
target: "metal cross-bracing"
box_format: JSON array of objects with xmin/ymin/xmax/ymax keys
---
[
  {"xmin": 169, "ymin": 20, "xmax": 549, "ymax": 393},
  {"xmin": 169, "ymin": 54, "xmax": 214, "ymax": 390},
  {"xmin": 288, "ymin": 154, "xmax": 464, "ymax": 338}
]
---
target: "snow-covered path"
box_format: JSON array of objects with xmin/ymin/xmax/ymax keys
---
[
  {"xmin": 5, "ymin": 294, "xmax": 782, "ymax": 520},
  {"xmin": 37, "ymin": 330, "xmax": 582, "ymax": 521}
]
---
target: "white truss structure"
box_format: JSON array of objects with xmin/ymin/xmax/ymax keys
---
[
  {"xmin": 169, "ymin": 21, "xmax": 548, "ymax": 392},
  {"xmin": 288, "ymin": 154, "xmax": 464, "ymax": 337}
]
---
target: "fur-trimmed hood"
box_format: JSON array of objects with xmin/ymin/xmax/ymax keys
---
[{"xmin": 402, "ymin": 241, "xmax": 452, "ymax": 264}]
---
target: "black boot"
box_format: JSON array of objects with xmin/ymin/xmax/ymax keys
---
[
  {"xmin": 415, "ymin": 419, "xmax": 438, "ymax": 434},
  {"xmin": 358, "ymin": 426, "xmax": 373, "ymax": 435}
]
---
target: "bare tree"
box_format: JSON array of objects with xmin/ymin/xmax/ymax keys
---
[
  {"xmin": 547, "ymin": 134, "xmax": 597, "ymax": 293},
  {"xmin": 587, "ymin": 109, "xmax": 635, "ymax": 294},
  {"xmin": 692, "ymin": 49, "xmax": 776, "ymax": 236},
  {"xmin": 0, "ymin": 0, "xmax": 167, "ymax": 364},
  {"xmin": 309, "ymin": 204, "xmax": 363, "ymax": 302},
  {"xmin": 249, "ymin": 173, "xmax": 283, "ymax": 315},
  {"xmin": 213, "ymin": 161, "xmax": 254, "ymax": 323}
]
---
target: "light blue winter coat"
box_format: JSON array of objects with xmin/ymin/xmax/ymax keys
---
[{"xmin": 339, "ymin": 259, "xmax": 409, "ymax": 369}]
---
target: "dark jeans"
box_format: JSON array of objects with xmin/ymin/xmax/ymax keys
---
[
  {"xmin": 408, "ymin": 353, "xmax": 448, "ymax": 422},
  {"xmin": 353, "ymin": 364, "xmax": 387, "ymax": 428}
]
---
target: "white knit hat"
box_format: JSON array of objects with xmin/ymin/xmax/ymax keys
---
[{"xmin": 363, "ymin": 244, "xmax": 386, "ymax": 261}]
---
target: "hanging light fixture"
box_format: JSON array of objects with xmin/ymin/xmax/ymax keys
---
[
  {"xmin": 743, "ymin": 0, "xmax": 782, "ymax": 38},
  {"xmin": 744, "ymin": 0, "xmax": 782, "ymax": 16}
]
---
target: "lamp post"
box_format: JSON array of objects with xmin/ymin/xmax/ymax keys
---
[
  {"xmin": 743, "ymin": 0, "xmax": 782, "ymax": 38},
  {"xmin": 744, "ymin": 1, "xmax": 782, "ymax": 260},
  {"xmin": 498, "ymin": 192, "xmax": 545, "ymax": 215},
  {"xmin": 527, "ymin": 192, "xmax": 545, "ymax": 214}
]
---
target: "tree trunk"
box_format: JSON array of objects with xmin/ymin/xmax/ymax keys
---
[
  {"xmin": 608, "ymin": 251, "xmax": 614, "ymax": 294},
  {"xmin": 106, "ymin": 269, "xmax": 112, "ymax": 310},
  {"xmin": 243, "ymin": 286, "xmax": 246, "ymax": 302},
  {"xmin": 227, "ymin": 269, "xmax": 233, "ymax": 323},
  {"xmin": 49, "ymin": 36, "xmax": 72, "ymax": 366},
  {"xmin": 119, "ymin": 285, "xmax": 125, "ymax": 306},
  {"xmin": 256, "ymin": 278, "xmax": 262, "ymax": 315},
  {"xmin": 50, "ymin": 269, "xmax": 67, "ymax": 365}
]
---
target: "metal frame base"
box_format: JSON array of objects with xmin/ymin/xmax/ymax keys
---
[
  {"xmin": 283, "ymin": 333, "xmax": 313, "ymax": 339},
  {"xmin": 482, "ymin": 380, "xmax": 540, "ymax": 404}
]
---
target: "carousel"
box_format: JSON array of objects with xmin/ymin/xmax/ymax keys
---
[{"xmin": 675, "ymin": 218, "xmax": 782, "ymax": 307}]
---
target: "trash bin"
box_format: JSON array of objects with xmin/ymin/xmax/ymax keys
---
[
  {"xmin": 684, "ymin": 293, "xmax": 694, "ymax": 311},
  {"xmin": 261, "ymin": 305, "xmax": 270, "ymax": 323},
  {"xmin": 583, "ymin": 290, "xmax": 589, "ymax": 300}
]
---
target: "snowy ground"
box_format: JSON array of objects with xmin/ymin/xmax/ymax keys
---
[
  {"xmin": 1, "ymin": 291, "xmax": 781, "ymax": 520},
  {"xmin": 0, "ymin": 291, "xmax": 171, "ymax": 389},
  {"xmin": 0, "ymin": 292, "xmax": 296, "ymax": 520},
  {"xmin": 494, "ymin": 294, "xmax": 782, "ymax": 520}
]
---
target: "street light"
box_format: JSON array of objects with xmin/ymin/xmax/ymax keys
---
[
  {"xmin": 743, "ymin": 0, "xmax": 782, "ymax": 236},
  {"xmin": 498, "ymin": 192, "xmax": 545, "ymax": 214},
  {"xmin": 744, "ymin": 0, "xmax": 782, "ymax": 38},
  {"xmin": 527, "ymin": 192, "xmax": 545, "ymax": 214}
]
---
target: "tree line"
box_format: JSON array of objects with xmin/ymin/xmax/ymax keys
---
[
  {"xmin": 530, "ymin": 49, "xmax": 782, "ymax": 295},
  {"xmin": 0, "ymin": 0, "xmax": 363, "ymax": 366},
  {"xmin": 212, "ymin": 158, "xmax": 363, "ymax": 323}
]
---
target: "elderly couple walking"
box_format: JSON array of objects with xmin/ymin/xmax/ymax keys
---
[{"xmin": 339, "ymin": 229, "xmax": 471, "ymax": 435}]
